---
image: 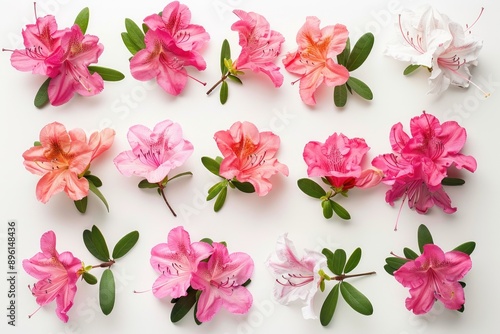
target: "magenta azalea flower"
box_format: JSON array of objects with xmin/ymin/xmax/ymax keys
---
[
  {"xmin": 150, "ymin": 226, "xmax": 213, "ymax": 299},
  {"xmin": 23, "ymin": 231, "xmax": 82, "ymax": 322},
  {"xmin": 214, "ymin": 121, "xmax": 289, "ymax": 196},
  {"xmin": 191, "ymin": 242, "xmax": 254, "ymax": 322},
  {"xmin": 394, "ymin": 244, "xmax": 472, "ymax": 314},
  {"xmin": 266, "ymin": 234, "xmax": 326, "ymax": 319},
  {"xmin": 283, "ymin": 16, "xmax": 350, "ymax": 105}
]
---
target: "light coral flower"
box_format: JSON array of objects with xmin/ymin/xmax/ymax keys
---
[
  {"xmin": 283, "ymin": 16, "xmax": 350, "ymax": 105},
  {"xmin": 190, "ymin": 242, "xmax": 254, "ymax": 322},
  {"xmin": 22, "ymin": 231, "xmax": 82, "ymax": 322},
  {"xmin": 266, "ymin": 234, "xmax": 326, "ymax": 319},
  {"xmin": 150, "ymin": 226, "xmax": 213, "ymax": 299},
  {"xmin": 394, "ymin": 244, "xmax": 472, "ymax": 314},
  {"xmin": 214, "ymin": 121, "xmax": 289, "ymax": 196}
]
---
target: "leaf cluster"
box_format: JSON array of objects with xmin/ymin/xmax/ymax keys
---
[
  {"xmin": 74, "ymin": 170, "xmax": 110, "ymax": 213},
  {"xmin": 214, "ymin": 39, "xmax": 243, "ymax": 104},
  {"xmin": 297, "ymin": 178, "xmax": 350, "ymax": 220},
  {"xmin": 121, "ymin": 18, "xmax": 147, "ymax": 56}
]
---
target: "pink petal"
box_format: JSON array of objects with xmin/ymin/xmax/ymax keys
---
[{"xmin": 88, "ymin": 128, "xmax": 115, "ymax": 161}]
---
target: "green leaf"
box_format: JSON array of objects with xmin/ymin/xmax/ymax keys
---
[
  {"xmin": 220, "ymin": 39, "xmax": 231, "ymax": 74},
  {"xmin": 320, "ymin": 283, "xmax": 340, "ymax": 326},
  {"xmin": 453, "ymin": 241, "xmax": 476, "ymax": 255},
  {"xmin": 207, "ymin": 182, "xmax": 226, "ymax": 201},
  {"xmin": 74, "ymin": 7, "xmax": 90, "ymax": 34},
  {"xmin": 227, "ymin": 74, "xmax": 242, "ymax": 84},
  {"xmin": 340, "ymin": 281, "xmax": 373, "ymax": 315},
  {"xmin": 87, "ymin": 225, "xmax": 110, "ymax": 262},
  {"xmin": 121, "ymin": 32, "xmax": 141, "ymax": 55},
  {"xmin": 242, "ymin": 279, "xmax": 251, "ymax": 287},
  {"xmin": 331, "ymin": 200, "xmax": 351, "ymax": 220},
  {"xmin": 99, "ymin": 269, "xmax": 115, "ymax": 315},
  {"xmin": 322, "ymin": 199, "xmax": 334, "ymax": 219},
  {"xmin": 214, "ymin": 186, "xmax": 227, "ymax": 212},
  {"xmin": 85, "ymin": 174, "xmax": 102, "ymax": 187},
  {"xmin": 337, "ymin": 38, "xmax": 350, "ymax": 67},
  {"xmin": 346, "ymin": 77, "xmax": 373, "ymax": 100},
  {"xmin": 344, "ymin": 248, "xmax": 362, "ymax": 274},
  {"xmin": 171, "ymin": 287, "xmax": 197, "ymax": 323},
  {"xmin": 334, "ymin": 84, "xmax": 348, "ymax": 107},
  {"xmin": 167, "ymin": 171, "xmax": 193, "ymax": 183},
  {"xmin": 124, "ymin": 18, "xmax": 146, "ymax": 50},
  {"xmin": 220, "ymin": 81, "xmax": 229, "ymax": 104},
  {"xmin": 384, "ymin": 264, "xmax": 396, "ymax": 275},
  {"xmin": 297, "ymin": 178, "xmax": 326, "ymax": 199},
  {"xmin": 346, "ymin": 33, "xmax": 374, "ymax": 71},
  {"xmin": 83, "ymin": 230, "xmax": 106, "ymax": 262},
  {"xmin": 332, "ymin": 249, "xmax": 347, "ymax": 275},
  {"xmin": 385, "ymin": 257, "xmax": 408, "ymax": 271},
  {"xmin": 89, "ymin": 181, "xmax": 110, "ymax": 212},
  {"xmin": 83, "ymin": 272, "xmax": 98, "ymax": 285},
  {"xmin": 441, "ymin": 177, "xmax": 465, "ymax": 186},
  {"xmin": 142, "ymin": 23, "xmax": 149, "ymax": 34},
  {"xmin": 403, "ymin": 64, "xmax": 421, "ymax": 75},
  {"xmin": 201, "ymin": 156, "xmax": 221, "ymax": 176},
  {"xmin": 232, "ymin": 180, "xmax": 255, "ymax": 193},
  {"xmin": 34, "ymin": 78, "xmax": 51, "ymax": 108},
  {"xmin": 112, "ymin": 231, "xmax": 139, "ymax": 259},
  {"xmin": 417, "ymin": 224, "xmax": 433, "ymax": 253},
  {"xmin": 403, "ymin": 247, "xmax": 419, "ymax": 260},
  {"xmin": 34, "ymin": 141, "xmax": 42, "ymax": 146},
  {"xmin": 74, "ymin": 197, "xmax": 88, "ymax": 213},
  {"xmin": 88, "ymin": 66, "xmax": 125, "ymax": 81},
  {"xmin": 200, "ymin": 238, "xmax": 213, "ymax": 245},
  {"xmin": 138, "ymin": 179, "xmax": 159, "ymax": 189},
  {"xmin": 322, "ymin": 248, "xmax": 335, "ymax": 274}
]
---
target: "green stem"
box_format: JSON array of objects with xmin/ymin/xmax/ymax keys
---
[
  {"xmin": 92, "ymin": 260, "xmax": 115, "ymax": 269},
  {"xmin": 333, "ymin": 271, "xmax": 376, "ymax": 281},
  {"xmin": 159, "ymin": 184, "xmax": 177, "ymax": 217},
  {"xmin": 206, "ymin": 73, "xmax": 228, "ymax": 95}
]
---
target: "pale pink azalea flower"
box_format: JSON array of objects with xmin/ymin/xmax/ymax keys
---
[
  {"xmin": 214, "ymin": 121, "xmax": 289, "ymax": 196},
  {"xmin": 230, "ymin": 10, "xmax": 285, "ymax": 86},
  {"xmin": 150, "ymin": 226, "xmax": 213, "ymax": 299},
  {"xmin": 22, "ymin": 231, "xmax": 82, "ymax": 322},
  {"xmin": 394, "ymin": 244, "xmax": 472, "ymax": 314},
  {"xmin": 113, "ymin": 119, "xmax": 194, "ymax": 184},
  {"xmin": 22, "ymin": 122, "xmax": 114, "ymax": 203},
  {"xmin": 265, "ymin": 234, "xmax": 326, "ymax": 319},
  {"xmin": 191, "ymin": 242, "xmax": 254, "ymax": 322},
  {"xmin": 283, "ymin": 16, "xmax": 350, "ymax": 105},
  {"xmin": 303, "ymin": 132, "xmax": 382, "ymax": 191}
]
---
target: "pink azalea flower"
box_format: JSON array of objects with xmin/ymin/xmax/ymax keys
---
[
  {"xmin": 22, "ymin": 122, "xmax": 114, "ymax": 203},
  {"xmin": 22, "ymin": 231, "xmax": 82, "ymax": 322},
  {"xmin": 214, "ymin": 121, "xmax": 289, "ymax": 196},
  {"xmin": 113, "ymin": 119, "xmax": 194, "ymax": 184},
  {"xmin": 150, "ymin": 226, "xmax": 213, "ymax": 299},
  {"xmin": 394, "ymin": 244, "xmax": 472, "ymax": 314},
  {"xmin": 303, "ymin": 132, "xmax": 382, "ymax": 191},
  {"xmin": 265, "ymin": 234, "xmax": 326, "ymax": 319},
  {"xmin": 190, "ymin": 242, "xmax": 254, "ymax": 322},
  {"xmin": 230, "ymin": 10, "xmax": 285, "ymax": 86},
  {"xmin": 283, "ymin": 16, "xmax": 350, "ymax": 105}
]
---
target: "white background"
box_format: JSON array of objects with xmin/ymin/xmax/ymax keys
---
[{"xmin": 1, "ymin": 0, "xmax": 499, "ymax": 333}]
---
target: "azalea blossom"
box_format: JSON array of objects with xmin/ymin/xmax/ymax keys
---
[
  {"xmin": 150, "ymin": 226, "xmax": 213, "ymax": 299},
  {"xmin": 303, "ymin": 132, "xmax": 382, "ymax": 192},
  {"xmin": 214, "ymin": 121, "xmax": 289, "ymax": 196},
  {"xmin": 385, "ymin": 5, "xmax": 484, "ymax": 95},
  {"xmin": 22, "ymin": 231, "xmax": 82, "ymax": 322},
  {"xmin": 394, "ymin": 244, "xmax": 472, "ymax": 314},
  {"xmin": 22, "ymin": 122, "xmax": 115, "ymax": 203},
  {"xmin": 190, "ymin": 242, "xmax": 254, "ymax": 322},
  {"xmin": 266, "ymin": 234, "xmax": 326, "ymax": 319},
  {"xmin": 283, "ymin": 16, "xmax": 350, "ymax": 105}
]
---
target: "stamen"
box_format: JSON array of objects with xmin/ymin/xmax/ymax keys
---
[
  {"xmin": 465, "ymin": 7, "xmax": 484, "ymax": 33},
  {"xmin": 394, "ymin": 190, "xmax": 407, "ymax": 231},
  {"xmin": 28, "ymin": 305, "xmax": 42, "ymax": 319},
  {"xmin": 133, "ymin": 288, "xmax": 151, "ymax": 294},
  {"xmin": 437, "ymin": 59, "xmax": 490, "ymax": 97}
]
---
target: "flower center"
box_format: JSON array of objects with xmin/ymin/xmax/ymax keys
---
[{"xmin": 276, "ymin": 273, "xmax": 314, "ymax": 287}]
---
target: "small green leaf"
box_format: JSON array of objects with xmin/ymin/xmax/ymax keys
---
[
  {"xmin": 207, "ymin": 182, "xmax": 226, "ymax": 201},
  {"xmin": 214, "ymin": 186, "xmax": 227, "ymax": 212},
  {"xmin": 88, "ymin": 66, "xmax": 125, "ymax": 81},
  {"xmin": 99, "ymin": 269, "xmax": 115, "ymax": 315},
  {"xmin": 194, "ymin": 299, "xmax": 202, "ymax": 325},
  {"xmin": 112, "ymin": 231, "xmax": 139, "ymax": 259},
  {"xmin": 34, "ymin": 141, "xmax": 42, "ymax": 146},
  {"xmin": 83, "ymin": 229, "xmax": 107, "ymax": 262},
  {"xmin": 201, "ymin": 156, "xmax": 221, "ymax": 176},
  {"xmin": 322, "ymin": 248, "xmax": 335, "ymax": 274},
  {"xmin": 297, "ymin": 178, "xmax": 326, "ymax": 199},
  {"xmin": 340, "ymin": 281, "xmax": 373, "ymax": 315},
  {"xmin": 220, "ymin": 81, "xmax": 229, "ymax": 104},
  {"xmin": 232, "ymin": 180, "xmax": 255, "ymax": 193},
  {"xmin": 457, "ymin": 304, "xmax": 465, "ymax": 313},
  {"xmin": 220, "ymin": 39, "xmax": 231, "ymax": 74},
  {"xmin": 171, "ymin": 287, "xmax": 197, "ymax": 323},
  {"xmin": 403, "ymin": 64, "xmax": 421, "ymax": 75},
  {"xmin": 322, "ymin": 199, "xmax": 334, "ymax": 219},
  {"xmin": 337, "ymin": 38, "xmax": 350, "ymax": 67},
  {"xmin": 320, "ymin": 283, "xmax": 340, "ymax": 326},
  {"xmin": 385, "ymin": 257, "xmax": 408, "ymax": 271},
  {"xmin": 453, "ymin": 241, "xmax": 476, "ymax": 255},
  {"xmin": 83, "ymin": 272, "xmax": 98, "ymax": 285},
  {"xmin": 85, "ymin": 174, "xmax": 103, "ymax": 187},
  {"xmin": 242, "ymin": 279, "xmax": 251, "ymax": 287},
  {"xmin": 89, "ymin": 181, "xmax": 109, "ymax": 212},
  {"xmin": 74, "ymin": 197, "xmax": 88, "ymax": 213},
  {"xmin": 74, "ymin": 7, "xmax": 90, "ymax": 34},
  {"xmin": 346, "ymin": 77, "xmax": 373, "ymax": 100},
  {"xmin": 200, "ymin": 238, "xmax": 213, "ymax": 246},
  {"xmin": 459, "ymin": 281, "xmax": 466, "ymax": 288},
  {"xmin": 346, "ymin": 33, "xmax": 374, "ymax": 71},
  {"xmin": 34, "ymin": 78, "xmax": 51, "ymax": 108},
  {"xmin": 121, "ymin": 32, "xmax": 141, "ymax": 55},
  {"xmin": 384, "ymin": 264, "xmax": 396, "ymax": 276},
  {"xmin": 142, "ymin": 23, "xmax": 149, "ymax": 34},
  {"xmin": 334, "ymin": 84, "xmax": 348, "ymax": 107},
  {"xmin": 417, "ymin": 224, "xmax": 433, "ymax": 253},
  {"xmin": 331, "ymin": 200, "xmax": 351, "ymax": 220},
  {"xmin": 138, "ymin": 179, "xmax": 159, "ymax": 189},
  {"xmin": 92, "ymin": 225, "xmax": 110, "ymax": 261},
  {"xmin": 441, "ymin": 177, "xmax": 465, "ymax": 186},
  {"xmin": 332, "ymin": 249, "xmax": 347, "ymax": 275},
  {"xmin": 344, "ymin": 248, "xmax": 362, "ymax": 274},
  {"xmin": 403, "ymin": 247, "xmax": 419, "ymax": 260},
  {"xmin": 227, "ymin": 74, "xmax": 242, "ymax": 84},
  {"xmin": 124, "ymin": 18, "xmax": 146, "ymax": 50},
  {"xmin": 167, "ymin": 171, "xmax": 193, "ymax": 183}
]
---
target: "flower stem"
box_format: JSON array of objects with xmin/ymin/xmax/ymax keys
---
[
  {"xmin": 159, "ymin": 185, "xmax": 177, "ymax": 217},
  {"xmin": 333, "ymin": 271, "xmax": 376, "ymax": 281},
  {"xmin": 92, "ymin": 260, "xmax": 115, "ymax": 269},
  {"xmin": 206, "ymin": 74, "xmax": 228, "ymax": 95}
]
